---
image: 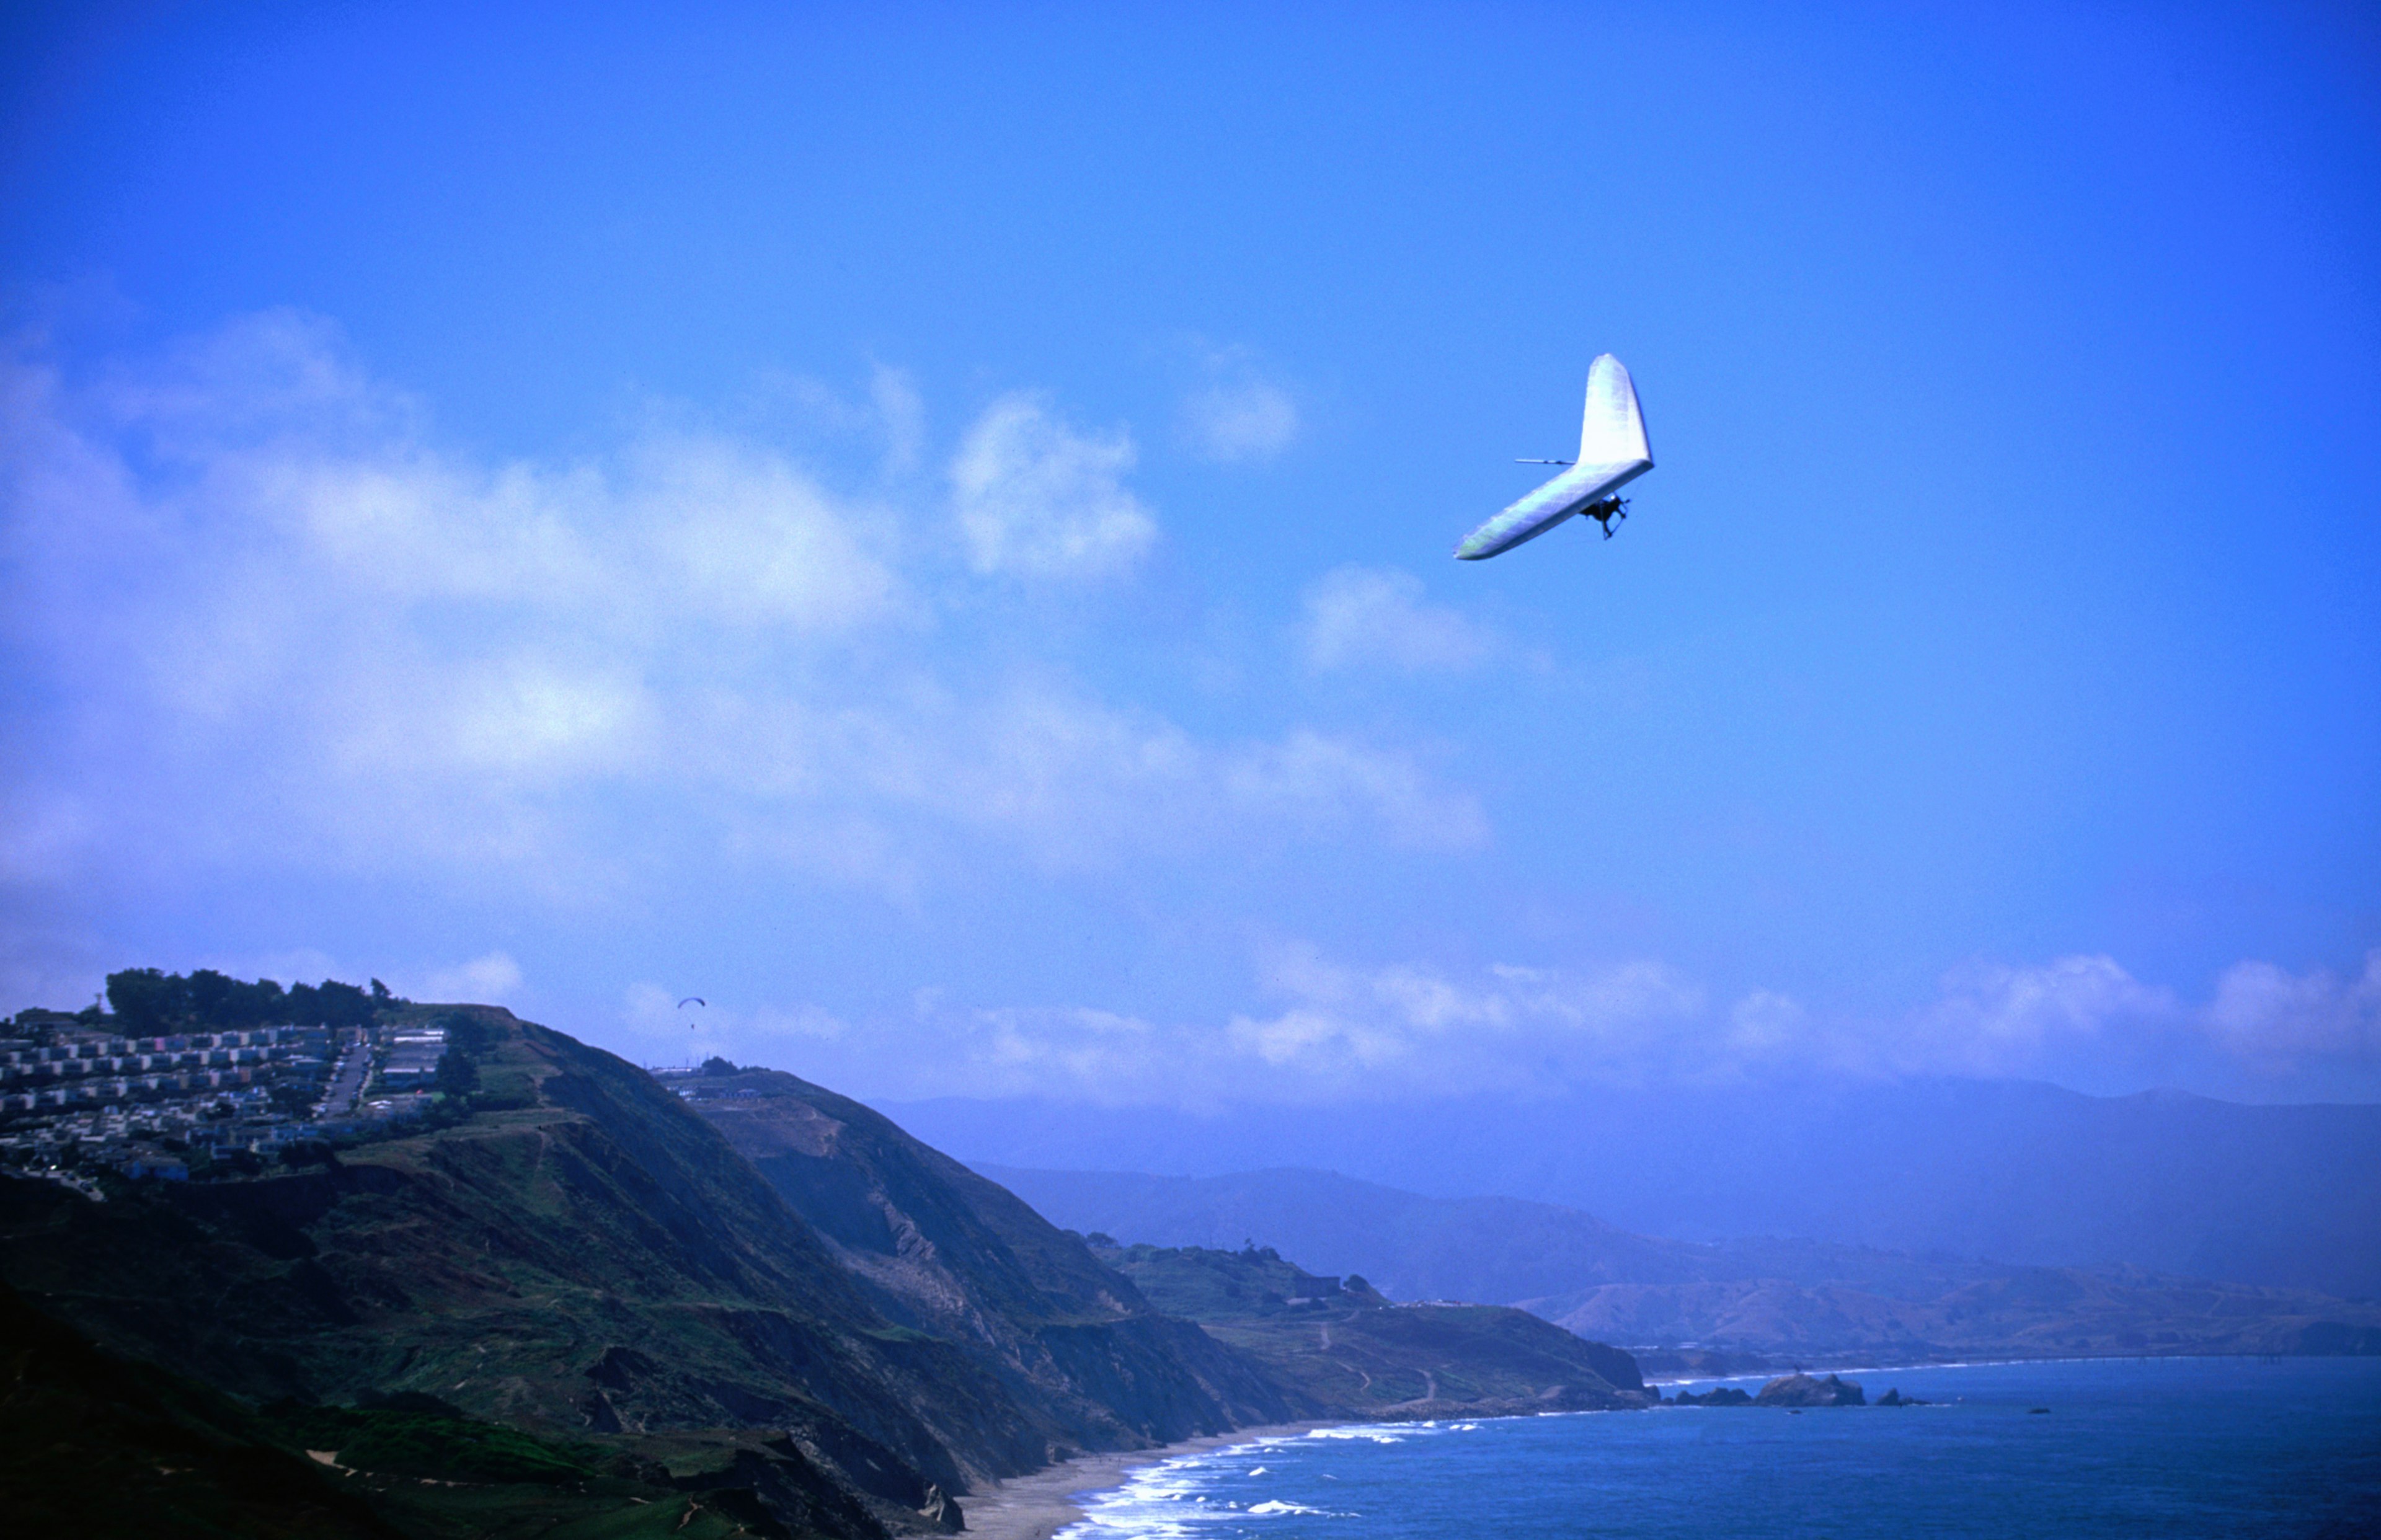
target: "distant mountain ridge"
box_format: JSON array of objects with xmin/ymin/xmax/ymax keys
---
[
  {"xmin": 878, "ymin": 1078, "xmax": 2381, "ymax": 1298},
  {"xmin": 984, "ymin": 1164, "xmax": 2381, "ymax": 1361}
]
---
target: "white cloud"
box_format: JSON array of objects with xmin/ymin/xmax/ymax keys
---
[
  {"xmin": 413, "ymin": 952, "xmax": 526, "ymax": 1006},
  {"xmin": 658, "ymin": 940, "xmax": 2381, "ymax": 1108},
  {"xmin": 788, "ymin": 945, "xmax": 1709, "ymax": 1105},
  {"xmin": 1902, "ymin": 954, "xmax": 2181, "ymax": 1078},
  {"xmin": 620, "ymin": 982, "xmax": 846, "ymax": 1071},
  {"xmin": 1866, "ymin": 950, "xmax": 2381, "ymax": 1087},
  {"xmin": 1226, "ymin": 947, "xmax": 1707, "ymax": 1092},
  {"xmin": 951, "ymin": 393, "xmax": 1156, "ymax": 578},
  {"xmin": 906, "ymin": 693, "xmax": 1488, "ymax": 867},
  {"xmin": 2203, "ymin": 950, "xmax": 2381, "ymax": 1069},
  {"xmin": 0, "ymin": 313, "xmax": 1480, "ymax": 925},
  {"xmin": 1727, "ymin": 988, "xmax": 1811, "ymax": 1057},
  {"xmin": 1176, "ymin": 343, "xmax": 1301, "ymax": 466},
  {"xmin": 1182, "ymin": 379, "xmax": 1300, "ymax": 464},
  {"xmin": 1300, "ymin": 566, "xmax": 1502, "ymax": 673}
]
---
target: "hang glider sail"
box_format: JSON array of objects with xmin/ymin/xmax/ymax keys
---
[{"xmin": 1455, "ymin": 355, "xmax": 1653, "ymax": 560}]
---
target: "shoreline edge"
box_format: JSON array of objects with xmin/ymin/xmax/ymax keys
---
[{"xmin": 962, "ymin": 1423, "xmax": 1331, "ymax": 1540}]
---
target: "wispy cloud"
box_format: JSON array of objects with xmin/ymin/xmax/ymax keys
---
[
  {"xmin": 2204, "ymin": 950, "xmax": 2381, "ymax": 1070},
  {"xmin": 0, "ymin": 314, "xmax": 1481, "ymax": 956},
  {"xmin": 1299, "ymin": 565, "xmax": 1504, "ymax": 673},
  {"xmin": 1893, "ymin": 949, "xmax": 2381, "ymax": 1085},
  {"xmin": 732, "ymin": 945, "xmax": 1713, "ymax": 1106},
  {"xmin": 732, "ymin": 944, "xmax": 2381, "ymax": 1107},
  {"xmin": 412, "ymin": 951, "xmax": 526, "ymax": 1006},
  {"xmin": 1900, "ymin": 954, "xmax": 2181, "ymax": 1078},
  {"xmin": 1182, "ymin": 383, "xmax": 1300, "ymax": 465},
  {"xmin": 1177, "ymin": 343, "xmax": 1301, "ymax": 466},
  {"xmin": 621, "ymin": 981, "xmax": 848, "ymax": 1071},
  {"xmin": 951, "ymin": 392, "xmax": 1156, "ymax": 578}
]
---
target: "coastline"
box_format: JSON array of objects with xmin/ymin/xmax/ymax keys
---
[
  {"xmin": 964, "ymin": 1357, "xmax": 2072, "ymax": 1539},
  {"xmin": 963, "ymin": 1356, "xmax": 2336, "ymax": 1536},
  {"xmin": 1641, "ymin": 1350, "xmax": 2272, "ymax": 1389},
  {"xmin": 962, "ymin": 1423, "xmax": 1331, "ymax": 1540}
]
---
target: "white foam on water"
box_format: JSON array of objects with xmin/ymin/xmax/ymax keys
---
[
  {"xmin": 1055, "ymin": 1427, "xmax": 1403, "ymax": 1539},
  {"xmin": 1056, "ymin": 1436, "xmax": 1288, "ymax": 1540}
]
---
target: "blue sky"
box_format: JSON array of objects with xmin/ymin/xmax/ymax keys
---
[{"xmin": 3, "ymin": 1, "xmax": 2377, "ymax": 1104}]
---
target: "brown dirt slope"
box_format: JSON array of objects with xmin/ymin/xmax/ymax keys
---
[{"xmin": 686, "ymin": 1067, "xmax": 1295, "ymax": 1454}]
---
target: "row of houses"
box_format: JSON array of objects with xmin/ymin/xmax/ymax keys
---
[
  {"xmin": 2, "ymin": 1025, "xmax": 316, "ymax": 1063},
  {"xmin": 0, "ymin": 1019, "xmax": 446, "ymax": 1187},
  {"xmin": 376, "ymin": 1027, "xmax": 450, "ymax": 1082},
  {"xmin": 1, "ymin": 1026, "xmax": 335, "ymax": 1086}
]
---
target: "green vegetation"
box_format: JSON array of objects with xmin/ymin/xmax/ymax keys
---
[
  {"xmin": 5, "ymin": 993, "xmax": 1657, "ymax": 1538},
  {"xmin": 102, "ymin": 968, "xmax": 392, "ymax": 1033},
  {"xmin": 263, "ymin": 1399, "xmax": 602, "ymax": 1485},
  {"xmin": 0, "ymin": 1281, "xmax": 816, "ymax": 1539},
  {"xmin": 0, "ymin": 1280, "xmax": 400, "ymax": 1539},
  {"xmin": 1, "ymin": 1006, "xmax": 1267, "ymax": 1538}
]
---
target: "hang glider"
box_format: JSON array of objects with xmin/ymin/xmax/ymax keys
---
[{"xmin": 1454, "ymin": 355, "xmax": 1653, "ymax": 560}]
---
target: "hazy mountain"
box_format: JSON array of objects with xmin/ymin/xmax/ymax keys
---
[
  {"xmin": 1088, "ymin": 1241, "xmax": 1651, "ymax": 1419},
  {"xmin": 985, "ymin": 1164, "xmax": 2381, "ymax": 1362},
  {"xmin": 879, "ymin": 1078, "xmax": 2381, "ymax": 1298}
]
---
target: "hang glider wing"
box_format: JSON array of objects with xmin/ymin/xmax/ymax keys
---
[{"xmin": 1454, "ymin": 355, "xmax": 1653, "ymax": 560}]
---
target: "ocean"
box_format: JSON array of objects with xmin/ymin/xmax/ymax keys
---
[{"xmin": 1057, "ymin": 1358, "xmax": 2381, "ymax": 1539}]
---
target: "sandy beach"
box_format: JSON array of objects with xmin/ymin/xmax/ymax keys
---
[{"xmin": 961, "ymin": 1424, "xmax": 1326, "ymax": 1540}]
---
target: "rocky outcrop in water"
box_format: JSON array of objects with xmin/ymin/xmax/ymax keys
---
[{"xmin": 1754, "ymin": 1373, "xmax": 1865, "ymax": 1407}]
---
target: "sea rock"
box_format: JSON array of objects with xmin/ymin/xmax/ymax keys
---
[
  {"xmin": 920, "ymin": 1482, "xmax": 965, "ymax": 1532},
  {"xmin": 1754, "ymin": 1373, "xmax": 1865, "ymax": 1407},
  {"xmin": 1876, "ymin": 1387, "xmax": 1927, "ymax": 1407},
  {"xmin": 1670, "ymin": 1386, "xmax": 1754, "ymax": 1406}
]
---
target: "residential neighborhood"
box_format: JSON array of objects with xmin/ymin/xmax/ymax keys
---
[{"xmin": 0, "ymin": 1011, "xmax": 440, "ymax": 1187}]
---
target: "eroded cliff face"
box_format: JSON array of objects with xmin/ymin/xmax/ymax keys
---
[{"xmin": 685, "ymin": 1067, "xmax": 1301, "ymax": 1446}]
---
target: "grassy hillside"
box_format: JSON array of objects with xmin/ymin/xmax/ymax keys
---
[
  {"xmin": 0, "ymin": 1283, "xmax": 801, "ymax": 1540},
  {"xmin": 1090, "ymin": 1242, "xmax": 1651, "ymax": 1419},
  {"xmin": 0, "ymin": 1009, "xmax": 1286, "ymax": 1536}
]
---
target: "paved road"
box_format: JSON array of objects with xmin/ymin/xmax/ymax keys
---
[{"xmin": 313, "ymin": 1040, "xmax": 370, "ymax": 1118}]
